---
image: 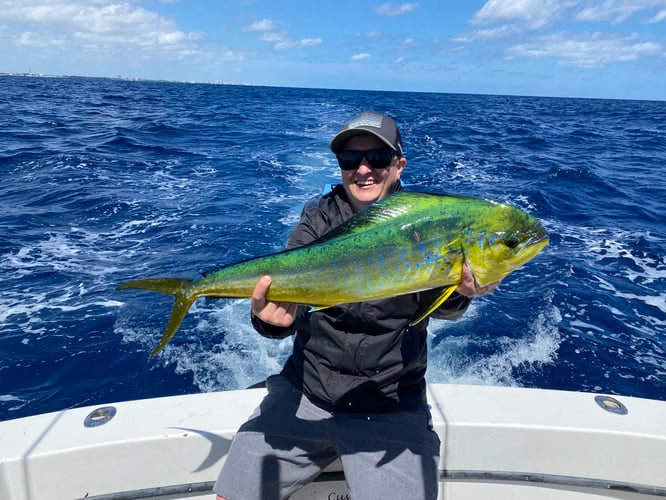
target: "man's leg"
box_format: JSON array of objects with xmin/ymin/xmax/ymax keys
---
[
  {"xmin": 336, "ymin": 407, "xmax": 440, "ymax": 500},
  {"xmin": 214, "ymin": 376, "xmax": 339, "ymax": 500}
]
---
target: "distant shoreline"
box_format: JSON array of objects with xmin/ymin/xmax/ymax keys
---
[
  {"xmin": 0, "ymin": 72, "xmax": 233, "ymax": 85},
  {"xmin": 2, "ymin": 72, "xmax": 663, "ymax": 103}
]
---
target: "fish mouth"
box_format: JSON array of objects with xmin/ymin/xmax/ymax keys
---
[
  {"xmin": 516, "ymin": 219, "xmax": 549, "ymax": 251},
  {"xmin": 531, "ymin": 234, "xmax": 550, "ymax": 252},
  {"xmin": 518, "ymin": 231, "xmax": 550, "ymax": 264},
  {"xmin": 528, "ymin": 225, "xmax": 550, "ymax": 249},
  {"xmin": 526, "ymin": 229, "xmax": 549, "ymax": 248}
]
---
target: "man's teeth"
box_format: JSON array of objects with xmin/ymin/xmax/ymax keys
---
[{"xmin": 356, "ymin": 180, "xmax": 375, "ymax": 186}]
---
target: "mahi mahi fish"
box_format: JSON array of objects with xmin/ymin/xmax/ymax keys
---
[{"xmin": 117, "ymin": 191, "xmax": 549, "ymax": 354}]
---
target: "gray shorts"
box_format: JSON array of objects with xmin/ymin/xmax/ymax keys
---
[{"xmin": 214, "ymin": 375, "xmax": 440, "ymax": 500}]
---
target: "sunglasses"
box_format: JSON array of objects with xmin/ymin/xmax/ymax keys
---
[{"xmin": 336, "ymin": 148, "xmax": 398, "ymax": 171}]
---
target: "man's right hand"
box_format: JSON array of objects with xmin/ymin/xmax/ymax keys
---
[{"xmin": 251, "ymin": 275, "xmax": 298, "ymax": 327}]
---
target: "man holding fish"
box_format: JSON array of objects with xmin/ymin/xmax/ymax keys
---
[
  {"xmin": 118, "ymin": 111, "xmax": 547, "ymax": 497},
  {"xmin": 214, "ymin": 112, "xmax": 503, "ymax": 500}
]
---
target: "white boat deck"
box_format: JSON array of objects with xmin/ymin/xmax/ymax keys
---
[{"xmin": 1, "ymin": 384, "xmax": 665, "ymax": 499}]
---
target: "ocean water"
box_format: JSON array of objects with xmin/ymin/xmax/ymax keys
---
[{"xmin": 1, "ymin": 76, "xmax": 664, "ymax": 422}]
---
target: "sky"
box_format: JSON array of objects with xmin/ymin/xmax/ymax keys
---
[{"xmin": 1, "ymin": 0, "xmax": 665, "ymax": 100}]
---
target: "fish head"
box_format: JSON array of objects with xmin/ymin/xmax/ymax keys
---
[{"xmin": 462, "ymin": 201, "xmax": 549, "ymax": 287}]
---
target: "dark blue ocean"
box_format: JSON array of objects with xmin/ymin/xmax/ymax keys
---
[{"xmin": 1, "ymin": 76, "xmax": 664, "ymax": 422}]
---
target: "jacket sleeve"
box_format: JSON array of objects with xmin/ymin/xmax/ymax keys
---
[{"xmin": 251, "ymin": 311, "xmax": 299, "ymax": 339}]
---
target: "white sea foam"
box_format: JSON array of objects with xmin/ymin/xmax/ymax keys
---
[
  {"xmin": 0, "ymin": 394, "xmax": 27, "ymax": 413},
  {"xmin": 123, "ymin": 291, "xmax": 565, "ymax": 395},
  {"xmin": 117, "ymin": 292, "xmax": 564, "ymax": 395},
  {"xmin": 552, "ymin": 221, "xmax": 664, "ymax": 325},
  {"xmin": 427, "ymin": 294, "xmax": 562, "ymax": 387},
  {"xmin": 117, "ymin": 298, "xmax": 292, "ymax": 392}
]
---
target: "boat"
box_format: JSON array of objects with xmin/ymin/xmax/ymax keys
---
[{"xmin": 1, "ymin": 383, "xmax": 665, "ymax": 499}]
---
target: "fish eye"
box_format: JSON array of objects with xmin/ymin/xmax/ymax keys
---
[{"xmin": 502, "ymin": 236, "xmax": 520, "ymax": 249}]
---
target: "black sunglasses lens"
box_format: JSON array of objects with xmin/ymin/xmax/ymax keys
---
[
  {"xmin": 337, "ymin": 149, "xmax": 394, "ymax": 170},
  {"xmin": 337, "ymin": 151, "xmax": 362, "ymax": 170},
  {"xmin": 365, "ymin": 150, "xmax": 394, "ymax": 168}
]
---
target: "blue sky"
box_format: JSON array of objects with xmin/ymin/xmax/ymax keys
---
[{"xmin": 1, "ymin": 1, "xmax": 665, "ymax": 100}]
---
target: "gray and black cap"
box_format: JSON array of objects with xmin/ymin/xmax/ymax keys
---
[{"xmin": 330, "ymin": 112, "xmax": 403, "ymax": 155}]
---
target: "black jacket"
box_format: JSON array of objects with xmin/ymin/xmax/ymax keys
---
[{"xmin": 252, "ymin": 184, "xmax": 470, "ymax": 412}]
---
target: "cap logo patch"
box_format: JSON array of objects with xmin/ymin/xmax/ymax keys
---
[{"xmin": 346, "ymin": 113, "xmax": 383, "ymax": 130}]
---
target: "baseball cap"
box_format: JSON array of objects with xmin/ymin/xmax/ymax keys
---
[{"xmin": 330, "ymin": 112, "xmax": 403, "ymax": 155}]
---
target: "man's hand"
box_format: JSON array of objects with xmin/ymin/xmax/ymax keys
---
[
  {"xmin": 251, "ymin": 275, "xmax": 298, "ymax": 327},
  {"xmin": 456, "ymin": 264, "xmax": 500, "ymax": 298}
]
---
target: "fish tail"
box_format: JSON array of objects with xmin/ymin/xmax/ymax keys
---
[{"xmin": 116, "ymin": 278, "xmax": 197, "ymax": 355}]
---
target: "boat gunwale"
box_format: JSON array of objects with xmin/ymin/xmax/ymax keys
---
[{"xmin": 77, "ymin": 469, "xmax": 666, "ymax": 499}]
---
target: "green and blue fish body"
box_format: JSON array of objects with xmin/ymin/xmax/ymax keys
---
[{"xmin": 117, "ymin": 191, "xmax": 549, "ymax": 354}]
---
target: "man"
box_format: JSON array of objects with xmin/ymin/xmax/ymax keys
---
[{"xmin": 215, "ymin": 112, "xmax": 498, "ymax": 500}]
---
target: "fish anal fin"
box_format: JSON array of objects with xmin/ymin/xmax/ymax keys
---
[{"xmin": 409, "ymin": 285, "xmax": 458, "ymax": 326}]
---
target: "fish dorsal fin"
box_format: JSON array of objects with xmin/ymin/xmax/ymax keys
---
[
  {"xmin": 409, "ymin": 285, "xmax": 458, "ymax": 326},
  {"xmin": 317, "ymin": 192, "xmax": 421, "ymax": 243}
]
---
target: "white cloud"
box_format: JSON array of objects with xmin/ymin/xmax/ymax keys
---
[
  {"xmin": 258, "ymin": 29, "xmax": 322, "ymax": 50},
  {"xmin": 457, "ymin": 0, "xmax": 666, "ymax": 61},
  {"xmin": 246, "ymin": 19, "xmax": 278, "ymax": 32},
  {"xmin": 0, "ymin": 0, "xmax": 199, "ymax": 55},
  {"xmin": 298, "ymin": 38, "xmax": 323, "ymax": 47},
  {"xmin": 452, "ymin": 24, "xmax": 521, "ymax": 42},
  {"xmin": 650, "ymin": 8, "xmax": 666, "ymax": 21},
  {"xmin": 471, "ymin": 0, "xmax": 666, "ymax": 27},
  {"xmin": 17, "ymin": 30, "xmax": 66, "ymax": 48},
  {"xmin": 400, "ymin": 38, "xmax": 415, "ymax": 49},
  {"xmin": 248, "ymin": 16, "xmax": 321, "ymax": 51},
  {"xmin": 350, "ymin": 53, "xmax": 372, "ymax": 61},
  {"xmin": 575, "ymin": 0, "xmax": 666, "ymax": 24},
  {"xmin": 471, "ymin": 0, "xmax": 572, "ymax": 29},
  {"xmin": 219, "ymin": 50, "xmax": 244, "ymax": 62},
  {"xmin": 274, "ymin": 37, "xmax": 323, "ymax": 50},
  {"xmin": 376, "ymin": 3, "xmax": 420, "ymax": 16},
  {"xmin": 507, "ymin": 32, "xmax": 663, "ymax": 67},
  {"xmin": 260, "ymin": 32, "xmax": 285, "ymax": 43}
]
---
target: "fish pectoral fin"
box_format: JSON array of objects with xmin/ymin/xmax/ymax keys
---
[
  {"xmin": 309, "ymin": 304, "xmax": 333, "ymax": 312},
  {"xmin": 409, "ymin": 285, "xmax": 458, "ymax": 326}
]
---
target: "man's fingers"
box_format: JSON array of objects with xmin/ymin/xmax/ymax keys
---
[
  {"xmin": 252, "ymin": 276, "xmax": 272, "ymax": 299},
  {"xmin": 251, "ymin": 276, "xmax": 272, "ymax": 312},
  {"xmin": 250, "ymin": 277, "xmax": 297, "ymax": 327},
  {"xmin": 267, "ymin": 302, "xmax": 296, "ymax": 324}
]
